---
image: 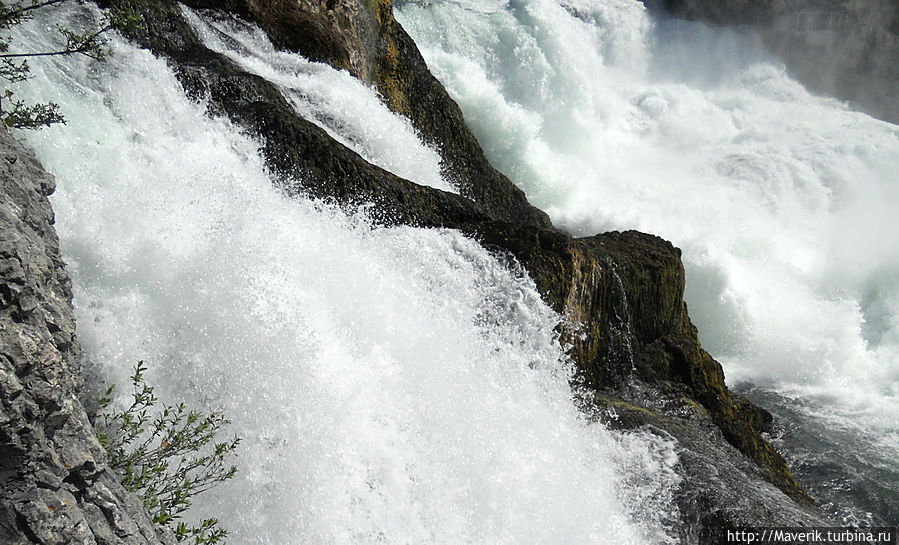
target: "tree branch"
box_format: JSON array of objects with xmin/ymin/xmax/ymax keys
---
[
  {"xmin": 0, "ymin": 0, "xmax": 68, "ymax": 24},
  {"xmin": 0, "ymin": 25, "xmax": 114, "ymax": 60}
]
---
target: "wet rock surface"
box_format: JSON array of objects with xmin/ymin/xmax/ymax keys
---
[
  {"xmin": 167, "ymin": 0, "xmax": 551, "ymax": 227},
  {"xmin": 588, "ymin": 384, "xmax": 829, "ymax": 543},
  {"xmin": 0, "ymin": 127, "xmax": 174, "ymax": 545}
]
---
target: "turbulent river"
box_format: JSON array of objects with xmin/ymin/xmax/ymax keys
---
[
  {"xmin": 13, "ymin": 3, "xmax": 684, "ymax": 544},
  {"xmin": 395, "ymin": 0, "xmax": 899, "ymax": 526},
  {"xmin": 9, "ymin": 0, "xmax": 899, "ymax": 540}
]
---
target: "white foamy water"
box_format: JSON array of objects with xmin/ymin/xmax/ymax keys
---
[
  {"xmin": 182, "ymin": 6, "xmax": 456, "ymax": 194},
  {"xmin": 11, "ymin": 6, "xmax": 678, "ymax": 544},
  {"xmin": 396, "ymin": 0, "xmax": 899, "ymax": 443}
]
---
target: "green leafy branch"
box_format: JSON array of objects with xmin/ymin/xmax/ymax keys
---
[
  {"xmin": 0, "ymin": 0, "xmax": 141, "ymax": 128},
  {"xmin": 96, "ymin": 362, "xmax": 240, "ymax": 545}
]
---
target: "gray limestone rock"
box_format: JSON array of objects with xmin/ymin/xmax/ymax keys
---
[{"xmin": 0, "ymin": 126, "xmax": 174, "ymax": 545}]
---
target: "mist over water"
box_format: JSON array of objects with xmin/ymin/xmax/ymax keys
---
[
  {"xmin": 395, "ymin": 0, "xmax": 899, "ymax": 523},
  {"xmin": 12, "ymin": 6, "xmax": 679, "ymax": 544}
]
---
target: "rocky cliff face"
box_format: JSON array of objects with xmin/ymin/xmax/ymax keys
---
[
  {"xmin": 656, "ymin": 0, "xmax": 899, "ymax": 124},
  {"xmin": 3, "ymin": 0, "xmax": 829, "ymax": 542},
  {"xmin": 0, "ymin": 128, "xmax": 173, "ymax": 545}
]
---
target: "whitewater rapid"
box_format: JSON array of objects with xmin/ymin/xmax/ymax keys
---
[
  {"xmin": 185, "ymin": 7, "xmax": 456, "ymax": 194},
  {"xmin": 395, "ymin": 0, "xmax": 899, "ymax": 524},
  {"xmin": 12, "ymin": 5, "xmax": 679, "ymax": 544}
]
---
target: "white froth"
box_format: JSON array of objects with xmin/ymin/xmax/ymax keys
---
[
  {"xmin": 181, "ymin": 7, "xmax": 456, "ymax": 194},
  {"xmin": 396, "ymin": 0, "xmax": 899, "ymax": 422},
  {"xmin": 11, "ymin": 5, "xmax": 679, "ymax": 544}
]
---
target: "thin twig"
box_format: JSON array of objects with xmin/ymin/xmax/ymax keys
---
[{"xmin": 0, "ymin": 0, "xmax": 68, "ymax": 23}]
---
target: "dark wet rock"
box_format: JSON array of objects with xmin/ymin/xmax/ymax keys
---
[
  {"xmin": 176, "ymin": 0, "xmax": 551, "ymax": 226},
  {"xmin": 100, "ymin": 0, "xmax": 498, "ymax": 228},
  {"xmin": 653, "ymin": 0, "xmax": 899, "ymax": 124},
  {"xmin": 587, "ymin": 386, "xmax": 828, "ymax": 543},
  {"xmin": 0, "ymin": 127, "xmax": 175, "ymax": 545},
  {"xmin": 476, "ymin": 224, "xmax": 812, "ymax": 507}
]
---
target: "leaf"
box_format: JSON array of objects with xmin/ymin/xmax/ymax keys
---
[{"xmin": 95, "ymin": 362, "xmax": 239, "ymax": 544}]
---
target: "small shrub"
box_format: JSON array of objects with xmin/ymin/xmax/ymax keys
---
[{"xmin": 96, "ymin": 361, "xmax": 240, "ymax": 545}]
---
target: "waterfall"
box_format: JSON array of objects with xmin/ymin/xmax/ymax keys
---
[
  {"xmin": 395, "ymin": 0, "xmax": 899, "ymax": 525},
  {"xmin": 183, "ymin": 7, "xmax": 455, "ymax": 194},
  {"xmin": 607, "ymin": 259, "xmax": 637, "ymax": 374},
  {"xmin": 10, "ymin": 4, "xmax": 680, "ymax": 544}
]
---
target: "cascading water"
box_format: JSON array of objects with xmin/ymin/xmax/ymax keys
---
[
  {"xmin": 395, "ymin": 0, "xmax": 899, "ymax": 525},
  {"xmin": 183, "ymin": 7, "xmax": 455, "ymax": 194},
  {"xmin": 607, "ymin": 260, "xmax": 637, "ymax": 373},
  {"xmin": 10, "ymin": 4, "xmax": 681, "ymax": 544}
]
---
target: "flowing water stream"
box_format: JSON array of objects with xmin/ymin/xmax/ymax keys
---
[
  {"xmin": 11, "ymin": 4, "xmax": 681, "ymax": 543},
  {"xmin": 395, "ymin": 0, "xmax": 899, "ymax": 525}
]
